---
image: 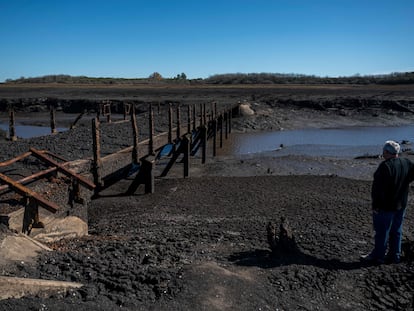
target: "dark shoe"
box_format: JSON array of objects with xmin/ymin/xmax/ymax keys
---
[
  {"xmin": 360, "ymin": 253, "xmax": 384, "ymax": 265},
  {"xmin": 385, "ymin": 255, "xmax": 401, "ymax": 264}
]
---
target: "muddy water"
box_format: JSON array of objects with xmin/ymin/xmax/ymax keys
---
[
  {"xmin": 2, "ymin": 121, "xmax": 414, "ymax": 158},
  {"xmin": 215, "ymin": 125, "xmax": 414, "ymax": 158}
]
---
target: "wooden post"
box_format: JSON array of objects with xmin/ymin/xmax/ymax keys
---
[
  {"xmin": 106, "ymin": 103, "xmax": 111, "ymax": 123},
  {"xmin": 225, "ymin": 111, "xmax": 229, "ymax": 139},
  {"xmin": 50, "ymin": 105, "xmax": 57, "ymax": 134},
  {"xmin": 70, "ymin": 110, "xmax": 85, "ymax": 130},
  {"xmin": 192, "ymin": 104, "xmax": 196, "ymax": 131},
  {"xmin": 131, "ymin": 105, "xmax": 139, "ymax": 164},
  {"xmin": 203, "ymin": 103, "xmax": 207, "ymax": 126},
  {"xmin": 126, "ymin": 156, "xmax": 155, "ymax": 194},
  {"xmin": 219, "ymin": 114, "xmax": 223, "ymax": 148},
  {"xmin": 22, "ymin": 197, "xmax": 44, "ymax": 235},
  {"xmin": 228, "ymin": 107, "xmax": 232, "ymax": 134},
  {"xmin": 176, "ymin": 105, "xmax": 181, "ymax": 139},
  {"xmin": 187, "ymin": 105, "xmax": 191, "ymax": 134},
  {"xmin": 157, "ymin": 102, "xmax": 161, "ymax": 115},
  {"xmin": 96, "ymin": 103, "xmax": 101, "ymax": 120},
  {"xmin": 183, "ymin": 135, "xmax": 190, "ymax": 177},
  {"xmin": 213, "ymin": 119, "xmax": 217, "ymax": 157},
  {"xmin": 149, "ymin": 104, "xmax": 154, "ymax": 155},
  {"xmin": 9, "ymin": 107, "xmax": 17, "ymax": 141},
  {"xmin": 199, "ymin": 103, "xmax": 203, "ymax": 126},
  {"xmin": 168, "ymin": 104, "xmax": 173, "ymax": 144},
  {"xmin": 92, "ymin": 118, "xmax": 102, "ymax": 191},
  {"xmin": 201, "ymin": 125, "xmax": 207, "ymax": 164},
  {"xmin": 123, "ymin": 103, "xmax": 131, "ymax": 120}
]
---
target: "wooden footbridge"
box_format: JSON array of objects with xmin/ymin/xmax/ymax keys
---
[{"xmin": 0, "ymin": 101, "xmax": 240, "ymax": 235}]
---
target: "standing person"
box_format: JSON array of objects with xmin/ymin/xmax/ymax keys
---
[{"xmin": 361, "ymin": 140, "xmax": 414, "ymax": 264}]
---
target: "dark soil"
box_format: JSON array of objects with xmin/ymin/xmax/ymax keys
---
[{"xmin": 1, "ymin": 84, "xmax": 414, "ymax": 310}]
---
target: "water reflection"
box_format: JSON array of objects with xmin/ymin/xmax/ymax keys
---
[
  {"xmin": 216, "ymin": 125, "xmax": 414, "ymax": 158},
  {"xmin": 0, "ymin": 123, "xmax": 68, "ymax": 139}
]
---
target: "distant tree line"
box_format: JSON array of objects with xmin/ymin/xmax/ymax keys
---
[
  {"xmin": 204, "ymin": 72, "xmax": 414, "ymax": 85},
  {"xmin": 3, "ymin": 71, "xmax": 414, "ymax": 85}
]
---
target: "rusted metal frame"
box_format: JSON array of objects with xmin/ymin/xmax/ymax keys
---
[
  {"xmin": 149, "ymin": 104, "xmax": 155, "ymax": 155},
  {"xmin": 0, "ymin": 166, "xmax": 59, "ymax": 193},
  {"xmin": 0, "ymin": 172, "xmax": 59, "ymax": 213},
  {"xmin": 29, "ymin": 147, "xmax": 95, "ymax": 190},
  {"xmin": 9, "ymin": 107, "xmax": 17, "ymax": 141},
  {"xmin": 168, "ymin": 104, "xmax": 173, "ymax": 144},
  {"xmin": 131, "ymin": 105, "xmax": 139, "ymax": 164},
  {"xmin": 0, "ymin": 151, "xmax": 32, "ymax": 167},
  {"xmin": 126, "ymin": 155, "xmax": 155, "ymax": 194},
  {"xmin": 43, "ymin": 151, "xmax": 69, "ymax": 163},
  {"xmin": 50, "ymin": 105, "xmax": 57, "ymax": 134}
]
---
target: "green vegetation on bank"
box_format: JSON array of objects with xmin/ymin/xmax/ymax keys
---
[{"xmin": 3, "ymin": 71, "xmax": 414, "ymax": 85}]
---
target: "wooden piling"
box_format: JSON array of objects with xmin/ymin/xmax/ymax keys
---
[
  {"xmin": 176, "ymin": 105, "xmax": 181, "ymax": 139},
  {"xmin": 213, "ymin": 119, "xmax": 217, "ymax": 157},
  {"xmin": 199, "ymin": 103, "xmax": 203, "ymax": 126},
  {"xmin": 225, "ymin": 111, "xmax": 229, "ymax": 139},
  {"xmin": 131, "ymin": 105, "xmax": 139, "ymax": 164},
  {"xmin": 168, "ymin": 104, "xmax": 173, "ymax": 144},
  {"xmin": 228, "ymin": 107, "xmax": 232, "ymax": 134},
  {"xmin": 50, "ymin": 105, "xmax": 57, "ymax": 134},
  {"xmin": 149, "ymin": 104, "xmax": 155, "ymax": 155},
  {"xmin": 92, "ymin": 117, "xmax": 102, "ymax": 190},
  {"xmin": 126, "ymin": 156, "xmax": 155, "ymax": 194},
  {"xmin": 203, "ymin": 103, "xmax": 207, "ymax": 125},
  {"xmin": 219, "ymin": 114, "xmax": 223, "ymax": 148},
  {"xmin": 187, "ymin": 105, "xmax": 191, "ymax": 134},
  {"xmin": 183, "ymin": 135, "xmax": 190, "ymax": 177},
  {"xmin": 201, "ymin": 125, "xmax": 207, "ymax": 164},
  {"xmin": 8, "ymin": 107, "xmax": 17, "ymax": 141},
  {"xmin": 192, "ymin": 104, "xmax": 196, "ymax": 131}
]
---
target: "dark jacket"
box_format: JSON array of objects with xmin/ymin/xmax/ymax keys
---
[{"xmin": 372, "ymin": 157, "xmax": 414, "ymax": 211}]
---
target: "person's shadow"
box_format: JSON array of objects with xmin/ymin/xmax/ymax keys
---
[{"xmin": 228, "ymin": 247, "xmax": 375, "ymax": 271}]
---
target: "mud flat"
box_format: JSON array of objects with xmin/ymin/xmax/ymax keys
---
[{"xmin": 0, "ymin": 84, "xmax": 413, "ymax": 310}]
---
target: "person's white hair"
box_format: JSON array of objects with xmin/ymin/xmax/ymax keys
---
[{"xmin": 383, "ymin": 140, "xmax": 400, "ymax": 155}]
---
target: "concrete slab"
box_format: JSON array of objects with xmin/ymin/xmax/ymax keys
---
[
  {"xmin": 0, "ymin": 233, "xmax": 51, "ymax": 262},
  {"xmin": 8, "ymin": 208, "xmax": 88, "ymax": 243},
  {"xmin": 0, "ymin": 276, "xmax": 82, "ymax": 300}
]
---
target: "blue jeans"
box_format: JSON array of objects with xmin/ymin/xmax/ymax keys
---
[{"xmin": 371, "ymin": 208, "xmax": 406, "ymax": 261}]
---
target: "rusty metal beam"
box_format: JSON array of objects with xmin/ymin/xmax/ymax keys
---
[
  {"xmin": 0, "ymin": 166, "xmax": 58, "ymax": 192},
  {"xmin": 0, "ymin": 172, "xmax": 59, "ymax": 213},
  {"xmin": 29, "ymin": 148, "xmax": 95, "ymax": 190},
  {"xmin": 0, "ymin": 151, "xmax": 32, "ymax": 167}
]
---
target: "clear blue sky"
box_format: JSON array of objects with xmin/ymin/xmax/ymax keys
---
[{"xmin": 1, "ymin": 0, "xmax": 413, "ymax": 82}]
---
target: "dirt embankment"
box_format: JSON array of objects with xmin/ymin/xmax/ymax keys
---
[{"xmin": 1, "ymin": 84, "xmax": 414, "ymax": 310}]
